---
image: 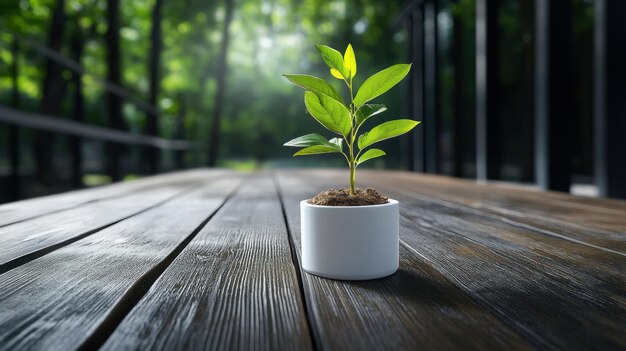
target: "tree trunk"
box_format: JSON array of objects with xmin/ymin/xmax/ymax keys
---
[
  {"xmin": 38, "ymin": 0, "xmax": 67, "ymax": 187},
  {"xmin": 106, "ymin": 0, "xmax": 123, "ymax": 181},
  {"xmin": 207, "ymin": 0, "xmax": 235, "ymax": 167},
  {"xmin": 71, "ymin": 30, "xmax": 84, "ymax": 188},
  {"xmin": 8, "ymin": 37, "xmax": 21, "ymax": 201},
  {"xmin": 145, "ymin": 0, "xmax": 164, "ymax": 174}
]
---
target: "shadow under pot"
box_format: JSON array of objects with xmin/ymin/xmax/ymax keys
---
[{"xmin": 300, "ymin": 199, "xmax": 399, "ymax": 280}]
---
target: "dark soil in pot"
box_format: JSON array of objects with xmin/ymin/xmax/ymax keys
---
[{"xmin": 308, "ymin": 188, "xmax": 389, "ymax": 206}]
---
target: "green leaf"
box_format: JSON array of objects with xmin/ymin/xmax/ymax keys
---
[
  {"xmin": 330, "ymin": 68, "xmax": 344, "ymax": 79},
  {"xmin": 353, "ymin": 64, "xmax": 412, "ymax": 107},
  {"xmin": 329, "ymin": 137, "xmax": 343, "ymax": 150},
  {"xmin": 293, "ymin": 145, "xmax": 341, "ymax": 156},
  {"xmin": 355, "ymin": 104, "xmax": 387, "ymax": 125},
  {"xmin": 304, "ymin": 91, "xmax": 351, "ymax": 137},
  {"xmin": 284, "ymin": 133, "xmax": 342, "ymax": 153},
  {"xmin": 357, "ymin": 148, "xmax": 386, "ymax": 165},
  {"xmin": 316, "ymin": 44, "xmax": 350, "ymax": 80},
  {"xmin": 358, "ymin": 119, "xmax": 420, "ymax": 150},
  {"xmin": 283, "ymin": 74, "xmax": 345, "ymax": 104},
  {"xmin": 344, "ymin": 43, "xmax": 356, "ymax": 78},
  {"xmin": 284, "ymin": 133, "xmax": 332, "ymax": 148}
]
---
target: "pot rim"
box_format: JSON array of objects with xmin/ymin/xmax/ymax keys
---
[{"xmin": 300, "ymin": 198, "xmax": 398, "ymax": 209}]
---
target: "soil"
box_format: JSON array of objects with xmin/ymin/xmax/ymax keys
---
[{"xmin": 308, "ymin": 188, "xmax": 389, "ymax": 206}]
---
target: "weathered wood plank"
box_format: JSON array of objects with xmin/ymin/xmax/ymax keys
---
[
  {"xmin": 370, "ymin": 171, "xmax": 626, "ymax": 254},
  {"xmin": 0, "ymin": 176, "xmax": 241, "ymax": 351},
  {"xmin": 0, "ymin": 174, "xmax": 209, "ymax": 273},
  {"xmin": 382, "ymin": 170, "xmax": 626, "ymax": 229},
  {"xmin": 297, "ymin": 170, "xmax": 626, "ymax": 349},
  {"xmin": 0, "ymin": 169, "xmax": 215, "ymax": 227},
  {"xmin": 275, "ymin": 171, "xmax": 531, "ymax": 350},
  {"xmin": 394, "ymin": 199, "xmax": 626, "ymax": 350},
  {"xmin": 310, "ymin": 169, "xmax": 626, "ymax": 254},
  {"xmin": 100, "ymin": 174, "xmax": 312, "ymax": 351}
]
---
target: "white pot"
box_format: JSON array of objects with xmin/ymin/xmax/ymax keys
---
[{"xmin": 300, "ymin": 199, "xmax": 399, "ymax": 280}]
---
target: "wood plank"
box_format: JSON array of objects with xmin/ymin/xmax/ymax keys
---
[
  {"xmin": 0, "ymin": 169, "xmax": 215, "ymax": 227},
  {"xmin": 395, "ymin": 199, "xmax": 626, "ymax": 350},
  {"xmin": 297, "ymin": 170, "xmax": 626, "ymax": 349},
  {"xmin": 101, "ymin": 174, "xmax": 312, "ymax": 350},
  {"xmin": 0, "ymin": 172, "xmax": 222, "ymax": 273},
  {"xmin": 367, "ymin": 171, "xmax": 626, "ymax": 254},
  {"xmin": 382, "ymin": 170, "xmax": 626, "ymax": 224},
  {"xmin": 309, "ymin": 169, "xmax": 626, "ymax": 254},
  {"xmin": 0, "ymin": 176, "xmax": 241, "ymax": 350},
  {"xmin": 275, "ymin": 171, "xmax": 531, "ymax": 350}
]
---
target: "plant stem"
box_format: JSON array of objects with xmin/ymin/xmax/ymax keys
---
[
  {"xmin": 346, "ymin": 77, "xmax": 356, "ymax": 195},
  {"xmin": 349, "ymin": 160, "xmax": 355, "ymax": 194}
]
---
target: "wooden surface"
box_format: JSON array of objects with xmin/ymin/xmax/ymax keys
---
[{"xmin": 0, "ymin": 169, "xmax": 624, "ymax": 350}]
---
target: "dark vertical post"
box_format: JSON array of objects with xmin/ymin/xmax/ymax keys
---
[
  {"xmin": 8, "ymin": 37, "xmax": 21, "ymax": 201},
  {"xmin": 452, "ymin": 6, "xmax": 464, "ymax": 177},
  {"xmin": 39, "ymin": 0, "xmax": 67, "ymax": 187},
  {"xmin": 406, "ymin": 6, "xmax": 425, "ymax": 172},
  {"xmin": 423, "ymin": 0, "xmax": 438, "ymax": 174},
  {"xmin": 70, "ymin": 33, "xmax": 84, "ymax": 188},
  {"xmin": 475, "ymin": 0, "xmax": 499, "ymax": 182},
  {"xmin": 146, "ymin": 0, "xmax": 164, "ymax": 174},
  {"xmin": 594, "ymin": 0, "xmax": 626, "ymax": 198},
  {"xmin": 106, "ymin": 0, "xmax": 122, "ymax": 181},
  {"xmin": 520, "ymin": 0, "xmax": 534, "ymax": 182},
  {"xmin": 534, "ymin": 0, "xmax": 573, "ymax": 192},
  {"xmin": 208, "ymin": 0, "xmax": 235, "ymax": 167},
  {"xmin": 406, "ymin": 15, "xmax": 414, "ymax": 171}
]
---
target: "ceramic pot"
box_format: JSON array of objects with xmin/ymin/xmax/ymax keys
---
[{"xmin": 300, "ymin": 199, "xmax": 399, "ymax": 280}]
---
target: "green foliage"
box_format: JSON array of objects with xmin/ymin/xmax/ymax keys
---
[
  {"xmin": 0, "ymin": 0, "xmax": 410, "ymax": 172},
  {"xmin": 282, "ymin": 74, "xmax": 345, "ymax": 104},
  {"xmin": 355, "ymin": 104, "xmax": 387, "ymax": 126},
  {"xmin": 284, "ymin": 133, "xmax": 343, "ymax": 154},
  {"xmin": 303, "ymin": 91, "xmax": 352, "ymax": 138},
  {"xmin": 284, "ymin": 44, "xmax": 421, "ymax": 194},
  {"xmin": 353, "ymin": 63, "xmax": 411, "ymax": 107},
  {"xmin": 358, "ymin": 119, "xmax": 420, "ymax": 150},
  {"xmin": 357, "ymin": 148, "xmax": 385, "ymax": 165},
  {"xmin": 315, "ymin": 44, "xmax": 350, "ymax": 80}
]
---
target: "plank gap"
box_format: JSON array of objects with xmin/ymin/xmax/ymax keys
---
[
  {"xmin": 397, "ymin": 238, "xmax": 541, "ymax": 346},
  {"xmin": 0, "ymin": 170, "xmax": 214, "ymax": 228},
  {"xmin": 272, "ymin": 172, "xmax": 320, "ymax": 351},
  {"xmin": 0, "ymin": 181, "xmax": 202, "ymax": 276},
  {"xmin": 395, "ymin": 189, "xmax": 626, "ymax": 258},
  {"xmin": 77, "ymin": 177, "xmax": 244, "ymax": 351}
]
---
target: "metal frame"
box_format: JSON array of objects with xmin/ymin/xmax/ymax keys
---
[
  {"xmin": 534, "ymin": 0, "xmax": 573, "ymax": 192},
  {"xmin": 475, "ymin": 0, "xmax": 499, "ymax": 182},
  {"xmin": 0, "ymin": 106, "xmax": 195, "ymax": 150},
  {"xmin": 406, "ymin": 6, "xmax": 425, "ymax": 172},
  {"xmin": 594, "ymin": 0, "xmax": 626, "ymax": 198},
  {"xmin": 423, "ymin": 0, "xmax": 438, "ymax": 174}
]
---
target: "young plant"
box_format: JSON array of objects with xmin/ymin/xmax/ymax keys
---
[{"xmin": 283, "ymin": 44, "xmax": 420, "ymax": 195}]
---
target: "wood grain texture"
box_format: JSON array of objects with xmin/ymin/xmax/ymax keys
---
[
  {"xmin": 0, "ymin": 169, "xmax": 214, "ymax": 228},
  {"xmin": 298, "ymin": 169, "xmax": 626, "ymax": 350},
  {"xmin": 314, "ymin": 169, "xmax": 626, "ymax": 255},
  {"xmin": 0, "ymin": 176, "xmax": 241, "ymax": 351},
  {"xmin": 275, "ymin": 171, "xmax": 531, "ymax": 351},
  {"xmin": 0, "ymin": 181, "xmax": 194, "ymax": 273},
  {"xmin": 101, "ymin": 174, "xmax": 313, "ymax": 351}
]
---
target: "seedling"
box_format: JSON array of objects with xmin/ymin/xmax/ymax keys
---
[{"xmin": 283, "ymin": 44, "xmax": 420, "ymax": 195}]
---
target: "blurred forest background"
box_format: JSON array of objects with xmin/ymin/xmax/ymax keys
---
[
  {"xmin": 0, "ymin": 0, "xmax": 411, "ymax": 202},
  {"xmin": 0, "ymin": 0, "xmax": 606, "ymax": 202}
]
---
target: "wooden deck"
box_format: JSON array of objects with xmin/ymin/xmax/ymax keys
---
[{"xmin": 0, "ymin": 169, "xmax": 624, "ymax": 350}]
